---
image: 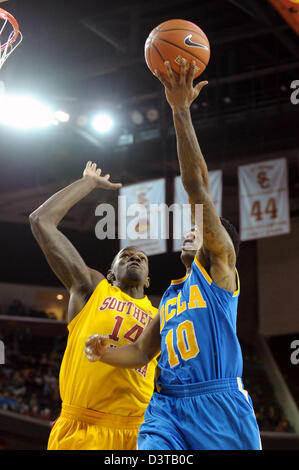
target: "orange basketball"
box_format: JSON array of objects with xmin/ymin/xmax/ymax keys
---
[{"xmin": 145, "ymin": 19, "xmax": 210, "ymax": 80}]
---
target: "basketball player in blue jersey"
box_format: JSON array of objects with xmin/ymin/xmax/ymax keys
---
[{"xmin": 85, "ymin": 60, "xmax": 261, "ymax": 450}]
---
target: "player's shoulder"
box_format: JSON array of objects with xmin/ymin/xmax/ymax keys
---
[
  {"xmin": 144, "ymin": 297, "xmax": 159, "ymax": 318},
  {"xmin": 192, "ymin": 255, "xmax": 240, "ymax": 298},
  {"xmin": 191, "ymin": 255, "xmax": 213, "ymax": 286},
  {"xmin": 89, "ymin": 267, "xmax": 105, "ymax": 287}
]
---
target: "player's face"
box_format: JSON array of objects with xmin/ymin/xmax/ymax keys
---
[
  {"xmin": 180, "ymin": 228, "xmax": 202, "ymax": 267},
  {"xmin": 112, "ymin": 247, "xmax": 150, "ymax": 288}
]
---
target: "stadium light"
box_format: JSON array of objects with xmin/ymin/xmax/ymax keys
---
[
  {"xmin": 146, "ymin": 107, "xmax": 159, "ymax": 122},
  {"xmin": 130, "ymin": 110, "xmax": 144, "ymax": 125},
  {"xmin": 91, "ymin": 113, "xmax": 113, "ymax": 133},
  {"xmin": 54, "ymin": 110, "xmax": 70, "ymax": 123},
  {"xmin": 0, "ymin": 94, "xmax": 54, "ymax": 129}
]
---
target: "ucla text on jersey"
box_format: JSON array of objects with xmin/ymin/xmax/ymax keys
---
[{"xmin": 158, "ymin": 257, "xmax": 242, "ymax": 385}]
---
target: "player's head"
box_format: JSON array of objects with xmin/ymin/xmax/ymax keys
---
[
  {"xmin": 220, "ymin": 217, "xmax": 240, "ymax": 258},
  {"xmin": 180, "ymin": 226, "xmax": 201, "ymax": 268},
  {"xmin": 107, "ymin": 246, "xmax": 150, "ymax": 290},
  {"xmin": 180, "ymin": 217, "xmax": 240, "ymax": 268}
]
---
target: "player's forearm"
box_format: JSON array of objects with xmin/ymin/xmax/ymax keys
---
[
  {"xmin": 100, "ymin": 343, "xmax": 150, "ymax": 369},
  {"xmin": 30, "ymin": 177, "xmax": 97, "ymax": 227},
  {"xmin": 172, "ymin": 107, "xmax": 209, "ymax": 198}
]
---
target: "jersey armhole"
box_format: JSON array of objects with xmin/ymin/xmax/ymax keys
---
[
  {"xmin": 193, "ymin": 256, "xmax": 240, "ymax": 297},
  {"xmin": 67, "ymin": 278, "xmax": 108, "ymax": 334},
  {"xmin": 193, "ymin": 256, "xmax": 213, "ymax": 285}
]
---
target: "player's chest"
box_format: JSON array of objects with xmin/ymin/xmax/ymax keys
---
[
  {"xmin": 87, "ymin": 295, "xmax": 155, "ymax": 346},
  {"xmin": 160, "ymin": 283, "xmax": 208, "ymax": 333}
]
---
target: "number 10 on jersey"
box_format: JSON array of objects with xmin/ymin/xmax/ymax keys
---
[{"xmin": 165, "ymin": 320, "xmax": 200, "ymax": 368}]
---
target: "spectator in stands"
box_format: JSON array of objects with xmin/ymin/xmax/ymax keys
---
[
  {"xmin": 7, "ymin": 299, "xmax": 26, "ymax": 317},
  {"xmin": 1, "ymin": 329, "xmax": 292, "ymax": 432}
]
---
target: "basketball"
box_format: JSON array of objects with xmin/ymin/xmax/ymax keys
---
[{"xmin": 144, "ymin": 19, "xmax": 210, "ymax": 80}]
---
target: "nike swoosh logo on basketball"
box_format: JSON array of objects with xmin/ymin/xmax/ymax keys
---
[{"xmin": 184, "ymin": 34, "xmax": 209, "ymax": 50}]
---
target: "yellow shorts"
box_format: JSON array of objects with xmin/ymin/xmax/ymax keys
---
[{"xmin": 47, "ymin": 403, "xmax": 144, "ymax": 450}]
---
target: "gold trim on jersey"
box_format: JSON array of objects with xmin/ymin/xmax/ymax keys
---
[
  {"xmin": 194, "ymin": 256, "xmax": 212, "ymax": 285},
  {"xmin": 194, "ymin": 256, "xmax": 240, "ymax": 297},
  {"xmin": 237, "ymin": 377, "xmax": 249, "ymax": 402},
  {"xmin": 232, "ymin": 270, "xmax": 240, "ymax": 297},
  {"xmin": 171, "ymin": 273, "xmax": 189, "ymax": 285}
]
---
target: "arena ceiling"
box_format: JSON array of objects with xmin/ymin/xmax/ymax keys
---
[{"xmin": 0, "ymin": 0, "xmax": 298, "ymax": 288}]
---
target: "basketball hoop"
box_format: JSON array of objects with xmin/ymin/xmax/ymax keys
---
[{"xmin": 0, "ymin": 8, "xmax": 22, "ymax": 69}]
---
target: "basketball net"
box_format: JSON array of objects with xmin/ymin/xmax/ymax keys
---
[{"xmin": 0, "ymin": 8, "xmax": 22, "ymax": 70}]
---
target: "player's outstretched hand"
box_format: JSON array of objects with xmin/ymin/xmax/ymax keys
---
[
  {"xmin": 155, "ymin": 59, "xmax": 208, "ymax": 110},
  {"xmin": 83, "ymin": 161, "xmax": 122, "ymax": 190},
  {"xmin": 85, "ymin": 334, "xmax": 109, "ymax": 362}
]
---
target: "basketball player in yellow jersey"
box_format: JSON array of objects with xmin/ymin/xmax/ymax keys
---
[{"xmin": 29, "ymin": 161, "xmax": 159, "ymax": 450}]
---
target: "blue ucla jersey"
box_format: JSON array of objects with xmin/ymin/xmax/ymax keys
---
[{"xmin": 158, "ymin": 257, "xmax": 243, "ymax": 386}]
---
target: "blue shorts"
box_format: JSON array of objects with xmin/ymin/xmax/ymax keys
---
[{"xmin": 138, "ymin": 377, "xmax": 262, "ymax": 450}]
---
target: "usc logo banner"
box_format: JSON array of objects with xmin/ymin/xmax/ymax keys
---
[{"xmin": 238, "ymin": 158, "xmax": 290, "ymax": 241}]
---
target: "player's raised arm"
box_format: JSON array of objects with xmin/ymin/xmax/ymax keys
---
[
  {"xmin": 29, "ymin": 162, "xmax": 122, "ymax": 321},
  {"xmin": 155, "ymin": 61, "xmax": 209, "ymax": 192},
  {"xmin": 85, "ymin": 313, "xmax": 161, "ymax": 368},
  {"xmin": 156, "ymin": 61, "xmax": 236, "ymax": 291}
]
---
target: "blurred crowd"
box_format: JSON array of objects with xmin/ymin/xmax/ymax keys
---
[
  {"xmin": 0, "ymin": 305, "xmax": 296, "ymax": 433},
  {"xmin": 0, "ymin": 329, "xmax": 64, "ymax": 421},
  {"xmin": 242, "ymin": 345, "xmax": 293, "ymax": 433},
  {"xmin": 0, "ymin": 299, "xmax": 58, "ymax": 320}
]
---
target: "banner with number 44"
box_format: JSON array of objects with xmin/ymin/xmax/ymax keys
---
[{"xmin": 238, "ymin": 158, "xmax": 290, "ymax": 241}]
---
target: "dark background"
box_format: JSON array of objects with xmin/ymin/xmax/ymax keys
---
[
  {"xmin": 0, "ymin": 0, "xmax": 298, "ymax": 334},
  {"xmin": 0, "ymin": 0, "xmax": 299, "ymax": 449}
]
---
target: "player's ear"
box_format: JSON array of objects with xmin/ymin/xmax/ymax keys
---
[
  {"xmin": 107, "ymin": 269, "xmax": 115, "ymax": 284},
  {"xmin": 145, "ymin": 276, "xmax": 150, "ymax": 289}
]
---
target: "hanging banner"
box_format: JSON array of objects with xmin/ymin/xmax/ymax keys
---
[
  {"xmin": 119, "ymin": 178, "xmax": 167, "ymax": 256},
  {"xmin": 268, "ymin": 0, "xmax": 299, "ymax": 36},
  {"xmin": 173, "ymin": 170, "xmax": 223, "ymax": 252},
  {"xmin": 238, "ymin": 158, "xmax": 290, "ymax": 241}
]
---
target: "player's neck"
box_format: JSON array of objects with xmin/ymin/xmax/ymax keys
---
[
  {"xmin": 186, "ymin": 266, "xmax": 191, "ymax": 274},
  {"xmin": 114, "ymin": 281, "xmax": 145, "ymax": 299}
]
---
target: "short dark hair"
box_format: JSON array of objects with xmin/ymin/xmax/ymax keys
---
[
  {"xmin": 107, "ymin": 246, "xmax": 148, "ymax": 284},
  {"xmin": 110, "ymin": 246, "xmax": 147, "ymax": 270},
  {"xmin": 220, "ymin": 217, "xmax": 240, "ymax": 258}
]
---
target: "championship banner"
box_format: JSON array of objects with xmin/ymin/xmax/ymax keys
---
[
  {"xmin": 238, "ymin": 158, "xmax": 290, "ymax": 241},
  {"xmin": 119, "ymin": 178, "xmax": 167, "ymax": 256},
  {"xmin": 173, "ymin": 170, "xmax": 223, "ymax": 252}
]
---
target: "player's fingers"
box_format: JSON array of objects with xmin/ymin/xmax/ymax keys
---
[
  {"xmin": 187, "ymin": 61, "xmax": 198, "ymax": 87},
  {"xmin": 84, "ymin": 346, "xmax": 95, "ymax": 360},
  {"xmin": 179, "ymin": 58, "xmax": 187, "ymax": 86},
  {"xmin": 85, "ymin": 335, "xmax": 102, "ymax": 350},
  {"xmin": 97, "ymin": 336, "xmax": 109, "ymax": 348},
  {"xmin": 195, "ymin": 80, "xmax": 208, "ymax": 96},
  {"xmin": 85, "ymin": 350, "xmax": 99, "ymax": 362},
  {"xmin": 164, "ymin": 61, "xmax": 176, "ymax": 87},
  {"xmin": 85, "ymin": 334, "xmax": 98, "ymax": 345},
  {"xmin": 95, "ymin": 338, "xmax": 107, "ymax": 356},
  {"xmin": 85, "ymin": 335, "xmax": 95, "ymax": 347},
  {"xmin": 86, "ymin": 334, "xmax": 108, "ymax": 343},
  {"xmin": 85, "ymin": 341, "xmax": 103, "ymax": 358},
  {"xmin": 154, "ymin": 69, "xmax": 171, "ymax": 90},
  {"xmin": 109, "ymin": 183, "xmax": 123, "ymax": 190},
  {"xmin": 96, "ymin": 168, "xmax": 102, "ymax": 176},
  {"xmin": 91, "ymin": 162, "xmax": 97, "ymax": 172},
  {"xmin": 104, "ymin": 174, "xmax": 110, "ymax": 179},
  {"xmin": 96, "ymin": 334, "xmax": 109, "ymax": 347}
]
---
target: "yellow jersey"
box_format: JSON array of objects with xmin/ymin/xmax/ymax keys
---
[{"xmin": 59, "ymin": 279, "xmax": 158, "ymax": 417}]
